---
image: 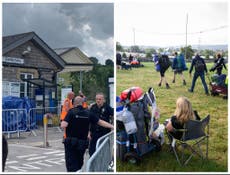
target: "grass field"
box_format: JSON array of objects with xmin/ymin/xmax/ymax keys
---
[{"xmin": 116, "ymin": 62, "xmax": 228, "ymax": 172}]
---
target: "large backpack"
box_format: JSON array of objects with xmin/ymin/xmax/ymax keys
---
[
  {"xmin": 178, "ymin": 54, "xmax": 188, "ymax": 71},
  {"xmin": 153, "ymin": 55, "xmax": 160, "ymax": 72},
  {"xmin": 195, "ymin": 59, "xmax": 205, "ymax": 72},
  {"xmin": 177, "ymin": 56, "xmax": 182, "ymax": 70},
  {"xmin": 160, "ymin": 55, "xmax": 171, "ymax": 70}
]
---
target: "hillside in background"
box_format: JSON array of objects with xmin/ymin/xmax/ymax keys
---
[{"xmin": 123, "ymin": 44, "xmax": 228, "ymax": 51}]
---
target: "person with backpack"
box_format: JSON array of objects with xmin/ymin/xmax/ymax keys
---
[
  {"xmin": 188, "ymin": 53, "xmax": 209, "ymax": 95},
  {"xmin": 210, "ymin": 52, "xmax": 227, "ymax": 75},
  {"xmin": 172, "ymin": 52, "xmax": 187, "ymax": 85},
  {"xmin": 153, "ymin": 54, "xmax": 160, "ymax": 72},
  {"xmin": 158, "ymin": 53, "xmax": 171, "ymax": 89}
]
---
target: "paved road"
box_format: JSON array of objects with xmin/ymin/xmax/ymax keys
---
[
  {"xmin": 4, "ymin": 127, "xmax": 89, "ymax": 173},
  {"xmin": 5, "ymin": 143, "xmax": 66, "ymax": 172}
]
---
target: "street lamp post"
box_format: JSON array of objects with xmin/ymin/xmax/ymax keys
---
[{"xmin": 185, "ymin": 13, "xmax": 188, "ymax": 60}]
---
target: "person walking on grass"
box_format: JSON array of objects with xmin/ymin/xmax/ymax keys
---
[
  {"xmin": 210, "ymin": 52, "xmax": 227, "ymax": 75},
  {"xmin": 158, "ymin": 53, "xmax": 171, "ymax": 89},
  {"xmin": 172, "ymin": 52, "xmax": 187, "ymax": 85},
  {"xmin": 188, "ymin": 53, "xmax": 209, "ymax": 95}
]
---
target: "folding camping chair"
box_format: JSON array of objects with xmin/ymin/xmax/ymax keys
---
[{"xmin": 168, "ymin": 115, "xmax": 210, "ymax": 166}]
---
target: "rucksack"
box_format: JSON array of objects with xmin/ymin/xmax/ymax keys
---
[
  {"xmin": 177, "ymin": 56, "xmax": 182, "ymax": 70},
  {"xmin": 160, "ymin": 55, "xmax": 171, "ymax": 70},
  {"xmin": 177, "ymin": 54, "xmax": 188, "ymax": 71},
  {"xmin": 153, "ymin": 55, "xmax": 160, "ymax": 72},
  {"xmin": 195, "ymin": 59, "xmax": 205, "ymax": 72}
]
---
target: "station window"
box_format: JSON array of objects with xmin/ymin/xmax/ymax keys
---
[{"xmin": 20, "ymin": 73, "xmax": 33, "ymax": 98}]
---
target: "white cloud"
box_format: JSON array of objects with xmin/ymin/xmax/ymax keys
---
[
  {"xmin": 82, "ymin": 35, "xmax": 114, "ymax": 64},
  {"xmin": 82, "ymin": 24, "xmax": 91, "ymax": 32}
]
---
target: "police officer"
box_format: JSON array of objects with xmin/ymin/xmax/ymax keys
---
[
  {"xmin": 61, "ymin": 96, "xmax": 113, "ymax": 172},
  {"xmin": 88, "ymin": 93, "xmax": 114, "ymax": 157}
]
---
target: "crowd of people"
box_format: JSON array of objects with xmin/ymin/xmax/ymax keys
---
[
  {"xmin": 117, "ymin": 50, "xmax": 227, "ymax": 95},
  {"xmin": 116, "ymin": 51, "xmax": 227, "ymax": 158},
  {"xmin": 153, "ymin": 51, "xmax": 227, "ymax": 95}
]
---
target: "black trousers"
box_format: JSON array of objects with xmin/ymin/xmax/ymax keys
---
[
  {"xmin": 89, "ymin": 131, "xmax": 106, "ymax": 157},
  {"xmin": 64, "ymin": 138, "xmax": 87, "ymax": 172}
]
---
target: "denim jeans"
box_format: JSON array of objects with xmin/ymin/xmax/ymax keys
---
[{"xmin": 190, "ymin": 71, "xmax": 209, "ymax": 94}]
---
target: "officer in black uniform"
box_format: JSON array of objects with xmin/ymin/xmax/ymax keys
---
[
  {"xmin": 61, "ymin": 96, "xmax": 114, "ymax": 172},
  {"xmin": 88, "ymin": 93, "xmax": 114, "ymax": 157}
]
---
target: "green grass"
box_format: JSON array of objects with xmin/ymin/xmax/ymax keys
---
[{"xmin": 116, "ymin": 62, "xmax": 228, "ymax": 172}]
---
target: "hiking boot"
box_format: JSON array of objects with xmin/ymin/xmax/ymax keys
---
[
  {"xmin": 172, "ymin": 79, "xmax": 175, "ymax": 83},
  {"xmin": 188, "ymin": 89, "xmax": 193, "ymax": 93},
  {"xmin": 158, "ymin": 83, "xmax": 161, "ymax": 87},
  {"xmin": 166, "ymin": 83, "xmax": 170, "ymax": 89},
  {"xmin": 183, "ymin": 80, "xmax": 186, "ymax": 85}
]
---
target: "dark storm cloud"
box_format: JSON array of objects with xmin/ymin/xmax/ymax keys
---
[{"xmin": 3, "ymin": 3, "xmax": 114, "ymax": 64}]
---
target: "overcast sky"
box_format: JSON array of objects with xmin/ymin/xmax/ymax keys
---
[
  {"xmin": 3, "ymin": 3, "xmax": 114, "ymax": 64},
  {"xmin": 116, "ymin": 1, "xmax": 228, "ymax": 47}
]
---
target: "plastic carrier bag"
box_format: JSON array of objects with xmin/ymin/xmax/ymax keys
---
[{"xmin": 122, "ymin": 107, "xmax": 137, "ymax": 134}]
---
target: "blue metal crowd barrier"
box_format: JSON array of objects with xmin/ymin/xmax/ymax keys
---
[{"xmin": 2, "ymin": 106, "xmax": 61, "ymax": 138}]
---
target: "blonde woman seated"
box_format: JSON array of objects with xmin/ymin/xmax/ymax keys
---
[{"xmin": 165, "ymin": 96, "xmax": 195, "ymax": 140}]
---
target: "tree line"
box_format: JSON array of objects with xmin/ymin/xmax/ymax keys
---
[
  {"xmin": 70, "ymin": 57, "xmax": 114, "ymax": 102},
  {"xmin": 116, "ymin": 42, "xmax": 228, "ymax": 60}
]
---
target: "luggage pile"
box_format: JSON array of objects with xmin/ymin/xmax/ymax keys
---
[{"xmin": 116, "ymin": 87, "xmax": 165, "ymax": 164}]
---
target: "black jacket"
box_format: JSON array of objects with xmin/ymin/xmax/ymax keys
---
[
  {"xmin": 90, "ymin": 103, "xmax": 113, "ymax": 134},
  {"xmin": 189, "ymin": 55, "xmax": 207, "ymax": 74},
  {"xmin": 210, "ymin": 57, "xmax": 227, "ymax": 75}
]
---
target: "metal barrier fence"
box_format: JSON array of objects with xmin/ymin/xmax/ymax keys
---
[
  {"xmin": 2, "ymin": 109, "xmax": 28, "ymax": 138},
  {"xmin": 2, "ymin": 106, "xmax": 61, "ymax": 138},
  {"xmin": 28, "ymin": 107, "xmax": 59, "ymax": 127},
  {"xmin": 96, "ymin": 131, "xmax": 114, "ymax": 156},
  {"xmin": 86, "ymin": 131, "xmax": 114, "ymax": 172}
]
